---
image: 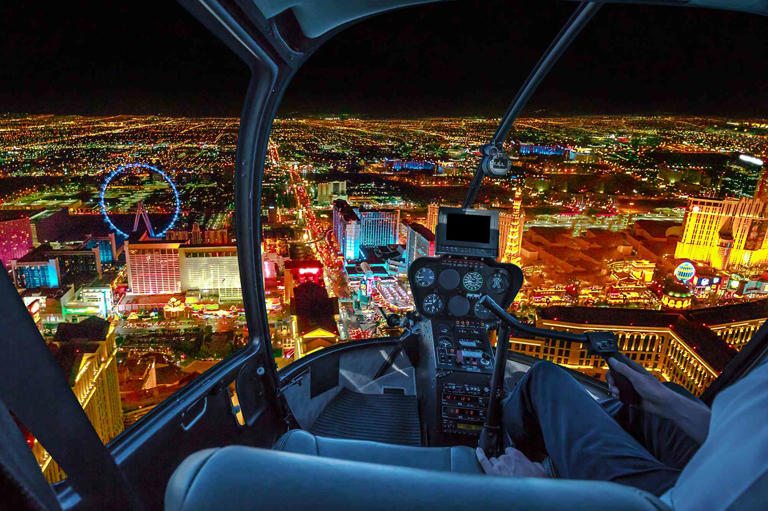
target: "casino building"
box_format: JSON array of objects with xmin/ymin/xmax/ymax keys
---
[
  {"xmin": 124, "ymin": 240, "xmax": 183, "ymax": 295},
  {"xmin": 332, "ymin": 200, "xmax": 399, "ymax": 261},
  {"xmin": 675, "ymin": 197, "xmax": 768, "ymax": 270},
  {"xmin": 178, "ymin": 245, "xmax": 242, "ymax": 302},
  {"xmin": 35, "ymin": 317, "xmax": 123, "ymax": 482}
]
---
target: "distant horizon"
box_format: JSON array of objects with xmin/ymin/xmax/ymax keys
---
[{"xmin": 2, "ymin": 113, "xmax": 767, "ymax": 122}]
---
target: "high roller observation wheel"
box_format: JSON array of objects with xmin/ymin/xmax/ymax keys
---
[{"xmin": 100, "ymin": 163, "xmax": 181, "ymax": 238}]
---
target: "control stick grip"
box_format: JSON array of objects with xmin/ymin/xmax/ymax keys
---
[{"xmin": 608, "ymin": 353, "xmax": 641, "ymax": 407}]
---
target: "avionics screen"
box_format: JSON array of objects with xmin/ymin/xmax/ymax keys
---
[{"xmin": 445, "ymin": 213, "xmax": 491, "ymax": 244}]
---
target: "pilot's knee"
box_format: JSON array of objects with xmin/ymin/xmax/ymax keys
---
[{"xmin": 528, "ymin": 360, "xmax": 568, "ymax": 381}]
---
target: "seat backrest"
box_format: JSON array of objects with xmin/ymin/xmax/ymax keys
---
[{"xmin": 165, "ymin": 446, "xmax": 670, "ymax": 511}]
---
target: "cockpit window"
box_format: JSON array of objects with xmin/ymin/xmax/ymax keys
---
[
  {"xmin": 0, "ymin": 2, "xmax": 248, "ymax": 481},
  {"xmin": 266, "ymin": 1, "xmax": 766, "ymax": 398}
]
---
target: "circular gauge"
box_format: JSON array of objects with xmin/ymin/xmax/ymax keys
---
[
  {"xmin": 479, "ymin": 355, "xmax": 493, "ymax": 368},
  {"xmin": 488, "ymin": 272, "xmax": 509, "ymax": 293},
  {"xmin": 462, "ymin": 271, "xmax": 484, "ymax": 292},
  {"xmin": 438, "ymin": 268, "xmax": 460, "ymax": 290},
  {"xmin": 413, "ymin": 266, "xmax": 435, "ymax": 287},
  {"xmin": 422, "ymin": 293, "xmax": 444, "ymax": 315},
  {"xmin": 474, "ymin": 301, "xmax": 492, "ymax": 320},
  {"xmin": 448, "ymin": 295, "xmax": 471, "ymax": 317}
]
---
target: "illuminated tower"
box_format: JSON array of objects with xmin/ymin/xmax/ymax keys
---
[
  {"xmin": 405, "ymin": 222, "xmax": 435, "ymax": 269},
  {"xmin": 0, "ymin": 213, "xmax": 33, "ymax": 268},
  {"xmin": 332, "ymin": 199, "xmax": 361, "ymax": 260},
  {"xmin": 427, "ymin": 203, "xmax": 440, "ymax": 234},
  {"xmin": 499, "ymin": 189, "xmax": 524, "ymax": 265},
  {"xmin": 359, "ymin": 209, "xmax": 399, "ymax": 247}
]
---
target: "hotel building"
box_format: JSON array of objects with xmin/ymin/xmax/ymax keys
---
[
  {"xmin": 675, "ymin": 197, "xmax": 768, "ymax": 270},
  {"xmin": 36, "ymin": 317, "xmax": 123, "ymax": 482},
  {"xmin": 178, "ymin": 245, "xmax": 242, "ymax": 302},
  {"xmin": 508, "ymin": 305, "xmax": 747, "ymax": 396},
  {"xmin": 125, "ymin": 240, "xmax": 183, "ymax": 295}
]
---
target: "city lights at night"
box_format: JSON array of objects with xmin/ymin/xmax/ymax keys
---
[{"xmin": 1, "ymin": 1, "xmax": 767, "ymax": 509}]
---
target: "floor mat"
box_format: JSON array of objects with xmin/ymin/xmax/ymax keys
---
[{"xmin": 310, "ymin": 388, "xmax": 421, "ymax": 446}]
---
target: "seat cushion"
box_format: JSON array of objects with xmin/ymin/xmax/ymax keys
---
[
  {"xmin": 274, "ymin": 429, "xmax": 483, "ymax": 474},
  {"xmin": 166, "ymin": 445, "xmax": 671, "ymax": 511}
]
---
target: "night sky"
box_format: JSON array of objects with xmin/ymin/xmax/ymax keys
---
[{"xmin": 1, "ymin": 1, "xmax": 766, "ymax": 117}]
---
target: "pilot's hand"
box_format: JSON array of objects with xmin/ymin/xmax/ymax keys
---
[
  {"xmin": 476, "ymin": 447, "xmax": 549, "ymax": 478},
  {"xmin": 607, "ymin": 357, "xmax": 676, "ymax": 418},
  {"xmin": 608, "ymin": 357, "xmax": 712, "ymax": 443}
]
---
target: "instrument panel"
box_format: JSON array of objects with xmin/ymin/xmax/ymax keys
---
[{"xmin": 409, "ymin": 256, "xmax": 523, "ymax": 322}]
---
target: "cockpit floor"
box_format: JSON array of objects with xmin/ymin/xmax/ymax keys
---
[{"xmin": 309, "ymin": 388, "xmax": 421, "ymax": 446}]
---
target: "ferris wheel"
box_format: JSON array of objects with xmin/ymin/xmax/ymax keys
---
[{"xmin": 100, "ymin": 163, "xmax": 181, "ymax": 238}]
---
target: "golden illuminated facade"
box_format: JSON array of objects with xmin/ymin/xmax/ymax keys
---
[
  {"xmin": 686, "ymin": 301, "xmax": 768, "ymax": 351},
  {"xmin": 508, "ymin": 306, "xmax": 742, "ymax": 396},
  {"xmin": 708, "ymin": 320, "xmax": 763, "ymax": 350},
  {"xmin": 499, "ymin": 189, "xmax": 524, "ymax": 265},
  {"xmin": 675, "ymin": 197, "xmax": 768, "ymax": 270},
  {"xmin": 426, "ymin": 202, "xmax": 439, "ymax": 234},
  {"xmin": 37, "ymin": 317, "xmax": 123, "ymax": 482}
]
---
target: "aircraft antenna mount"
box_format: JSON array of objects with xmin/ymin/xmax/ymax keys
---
[{"xmin": 462, "ymin": 1, "xmax": 601, "ymax": 209}]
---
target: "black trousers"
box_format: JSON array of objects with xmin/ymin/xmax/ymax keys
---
[{"xmin": 501, "ymin": 361, "xmax": 702, "ymax": 496}]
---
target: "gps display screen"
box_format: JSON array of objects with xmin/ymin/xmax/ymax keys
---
[{"xmin": 445, "ymin": 213, "xmax": 491, "ymax": 244}]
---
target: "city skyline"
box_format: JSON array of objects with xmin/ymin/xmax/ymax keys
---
[{"xmin": 4, "ymin": 111, "xmax": 768, "ymax": 480}]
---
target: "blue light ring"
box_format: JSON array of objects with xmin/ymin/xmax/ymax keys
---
[{"xmin": 100, "ymin": 163, "xmax": 180, "ymax": 238}]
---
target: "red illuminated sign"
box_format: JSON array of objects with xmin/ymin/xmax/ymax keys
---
[{"xmin": 299, "ymin": 267, "xmax": 321, "ymax": 275}]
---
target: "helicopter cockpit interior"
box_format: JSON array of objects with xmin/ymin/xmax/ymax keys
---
[{"xmin": 1, "ymin": 1, "xmax": 768, "ymax": 511}]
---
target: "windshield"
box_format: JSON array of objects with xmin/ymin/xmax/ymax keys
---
[{"xmin": 264, "ymin": 1, "xmax": 767, "ymax": 397}]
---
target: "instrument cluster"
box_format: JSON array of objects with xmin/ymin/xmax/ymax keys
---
[{"xmin": 408, "ymin": 257, "xmax": 523, "ymax": 322}]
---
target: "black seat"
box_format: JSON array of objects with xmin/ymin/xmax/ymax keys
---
[
  {"xmin": 274, "ymin": 429, "xmax": 482, "ymax": 473},
  {"xmin": 165, "ymin": 442, "xmax": 670, "ymax": 511}
]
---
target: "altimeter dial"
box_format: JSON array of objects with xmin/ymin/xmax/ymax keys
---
[
  {"xmin": 422, "ymin": 293, "xmax": 444, "ymax": 316},
  {"xmin": 414, "ymin": 266, "xmax": 435, "ymax": 287},
  {"xmin": 462, "ymin": 271, "xmax": 484, "ymax": 292}
]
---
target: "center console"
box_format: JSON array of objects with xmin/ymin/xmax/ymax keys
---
[
  {"xmin": 409, "ymin": 207, "xmax": 524, "ymax": 447},
  {"xmin": 424, "ymin": 319, "xmax": 493, "ymax": 440}
]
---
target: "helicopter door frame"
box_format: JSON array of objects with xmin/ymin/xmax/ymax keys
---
[{"xmin": 0, "ymin": 270, "xmax": 141, "ymax": 510}]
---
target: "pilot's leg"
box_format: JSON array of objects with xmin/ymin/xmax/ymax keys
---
[
  {"xmin": 608, "ymin": 382, "xmax": 702, "ymax": 470},
  {"xmin": 501, "ymin": 360, "xmax": 680, "ymax": 496}
]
